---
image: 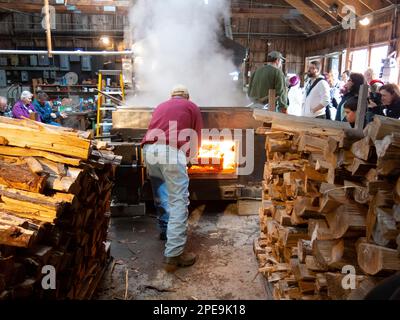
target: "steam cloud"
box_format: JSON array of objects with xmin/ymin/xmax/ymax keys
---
[{"xmin": 128, "ymin": 0, "xmax": 246, "ymax": 107}]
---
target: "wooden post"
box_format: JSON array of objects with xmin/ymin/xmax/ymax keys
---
[
  {"xmin": 355, "ymin": 84, "xmax": 369, "ymax": 132},
  {"xmin": 44, "ymin": 0, "xmax": 53, "ymax": 58},
  {"xmin": 268, "ymin": 89, "xmax": 276, "ymax": 112}
]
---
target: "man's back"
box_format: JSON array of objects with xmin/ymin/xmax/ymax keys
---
[
  {"xmin": 142, "ymin": 97, "xmax": 203, "ymax": 149},
  {"xmin": 248, "ymin": 64, "xmax": 288, "ymax": 110}
]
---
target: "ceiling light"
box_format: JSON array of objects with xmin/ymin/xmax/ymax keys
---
[
  {"xmin": 360, "ymin": 17, "xmax": 371, "ymax": 26},
  {"xmin": 100, "ymin": 36, "xmax": 111, "ymax": 46}
]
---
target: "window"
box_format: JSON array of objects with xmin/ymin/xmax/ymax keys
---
[
  {"xmin": 351, "ymin": 49, "xmax": 368, "ymax": 73},
  {"xmin": 370, "ymin": 45, "xmax": 388, "ymax": 78}
]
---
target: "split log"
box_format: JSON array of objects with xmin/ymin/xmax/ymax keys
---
[
  {"xmin": 325, "ymin": 204, "xmax": 367, "ymax": 239},
  {"xmin": 312, "ymin": 239, "xmax": 357, "ymax": 270},
  {"xmin": 0, "ymin": 146, "xmax": 81, "ymax": 166},
  {"xmin": 319, "ymin": 183, "xmax": 349, "ymax": 212},
  {"xmin": 305, "ymin": 255, "xmax": 329, "ymax": 272},
  {"xmin": 0, "ymin": 117, "xmax": 91, "ymax": 159},
  {"xmin": 347, "ymin": 158, "xmax": 376, "ymax": 176},
  {"xmin": 325, "ymin": 273, "xmax": 368, "ymax": 300},
  {"xmin": 376, "ymin": 159, "xmax": 400, "ymax": 176},
  {"xmin": 0, "ymin": 186, "xmax": 75, "ymax": 223},
  {"xmin": 375, "ymin": 133, "xmax": 400, "ymax": 160},
  {"xmin": 0, "ymin": 212, "xmax": 36, "ymax": 248},
  {"xmin": 266, "ymin": 138, "xmax": 293, "ymax": 154},
  {"xmin": 37, "ymin": 159, "xmax": 83, "ymax": 194},
  {"xmin": 23, "ymin": 157, "xmax": 43, "ymax": 174},
  {"xmin": 264, "ymin": 160, "xmax": 307, "ymax": 178},
  {"xmin": 315, "ymin": 273, "xmax": 328, "ymax": 293},
  {"xmin": 357, "ymin": 242, "xmax": 400, "ymax": 275},
  {"xmin": 365, "ymin": 115, "xmax": 400, "ymax": 142},
  {"xmin": 298, "ymin": 133, "xmax": 327, "ymax": 153},
  {"xmin": 351, "ymin": 136, "xmax": 375, "ymax": 161},
  {"xmin": 372, "ymin": 207, "xmax": 399, "ymax": 247},
  {"xmin": 253, "ymin": 109, "xmax": 362, "ymax": 148},
  {"xmin": 0, "ymin": 160, "xmax": 46, "ymax": 193},
  {"xmin": 278, "ymin": 226, "xmax": 309, "ymax": 248},
  {"xmin": 293, "ymin": 197, "xmax": 323, "ymax": 219},
  {"xmin": 297, "ymin": 239, "xmax": 312, "ymax": 263}
]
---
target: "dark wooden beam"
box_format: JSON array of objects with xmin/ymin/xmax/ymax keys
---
[
  {"xmin": 284, "ymin": 0, "xmax": 333, "ymax": 30},
  {"xmin": 231, "ymin": 7, "xmax": 300, "ymax": 19},
  {"xmin": 0, "ymin": 2, "xmax": 129, "ymax": 14}
]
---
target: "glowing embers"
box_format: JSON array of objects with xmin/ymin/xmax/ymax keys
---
[{"xmin": 188, "ymin": 140, "xmax": 237, "ymax": 174}]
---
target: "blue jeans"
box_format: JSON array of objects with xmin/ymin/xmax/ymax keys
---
[{"xmin": 143, "ymin": 144, "xmax": 190, "ymax": 258}]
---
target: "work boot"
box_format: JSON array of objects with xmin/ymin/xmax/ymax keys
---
[
  {"xmin": 159, "ymin": 231, "xmax": 167, "ymax": 241},
  {"xmin": 164, "ymin": 252, "xmax": 197, "ymax": 272}
]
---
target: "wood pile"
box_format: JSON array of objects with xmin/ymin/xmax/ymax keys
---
[
  {"xmin": 0, "ymin": 117, "xmax": 120, "ymax": 299},
  {"xmin": 253, "ymin": 111, "xmax": 400, "ymax": 300}
]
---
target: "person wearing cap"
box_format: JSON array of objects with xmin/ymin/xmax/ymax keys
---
[
  {"xmin": 302, "ymin": 60, "xmax": 331, "ymax": 119},
  {"xmin": 141, "ymin": 85, "xmax": 203, "ymax": 272},
  {"xmin": 248, "ymin": 51, "xmax": 288, "ymax": 113},
  {"xmin": 12, "ymin": 91, "xmax": 40, "ymax": 121}
]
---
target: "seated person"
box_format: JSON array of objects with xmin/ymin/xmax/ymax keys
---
[
  {"xmin": 33, "ymin": 92, "xmax": 67, "ymax": 126},
  {"xmin": 0, "ymin": 96, "xmax": 11, "ymax": 117},
  {"xmin": 12, "ymin": 91, "xmax": 40, "ymax": 121}
]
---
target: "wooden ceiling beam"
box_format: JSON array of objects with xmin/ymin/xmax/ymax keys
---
[
  {"xmin": 283, "ymin": 0, "xmax": 333, "ymax": 30},
  {"xmin": 0, "ymin": 3, "xmax": 129, "ymax": 14},
  {"xmin": 336, "ymin": 0, "xmax": 372, "ymax": 16},
  {"xmin": 231, "ymin": 7, "xmax": 299, "ymax": 19},
  {"xmin": 310, "ymin": 0, "xmax": 341, "ymax": 21},
  {"xmin": 358, "ymin": 0, "xmax": 390, "ymax": 11}
]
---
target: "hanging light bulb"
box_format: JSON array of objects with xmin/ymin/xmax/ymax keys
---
[{"xmin": 359, "ymin": 17, "xmax": 371, "ymax": 26}]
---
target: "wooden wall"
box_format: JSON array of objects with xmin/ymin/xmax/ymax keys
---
[
  {"xmin": 0, "ymin": 12, "xmax": 128, "ymax": 49},
  {"xmin": 305, "ymin": 10, "xmax": 397, "ymax": 57},
  {"xmin": 234, "ymin": 38, "xmax": 306, "ymax": 76}
]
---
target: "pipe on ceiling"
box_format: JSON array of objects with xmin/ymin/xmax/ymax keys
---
[{"xmin": 0, "ymin": 50, "xmax": 133, "ymax": 56}]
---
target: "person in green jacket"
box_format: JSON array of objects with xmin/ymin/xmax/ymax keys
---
[{"xmin": 248, "ymin": 51, "xmax": 288, "ymax": 113}]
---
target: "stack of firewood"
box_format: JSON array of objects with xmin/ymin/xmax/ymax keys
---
[
  {"xmin": 0, "ymin": 117, "xmax": 120, "ymax": 299},
  {"xmin": 253, "ymin": 111, "xmax": 400, "ymax": 300}
]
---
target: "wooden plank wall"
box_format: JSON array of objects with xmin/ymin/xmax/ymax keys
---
[
  {"xmin": 234, "ymin": 38, "xmax": 306, "ymax": 76},
  {"xmin": 305, "ymin": 10, "xmax": 396, "ymax": 57}
]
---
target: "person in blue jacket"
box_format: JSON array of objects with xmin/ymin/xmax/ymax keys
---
[{"xmin": 33, "ymin": 91, "xmax": 67, "ymax": 126}]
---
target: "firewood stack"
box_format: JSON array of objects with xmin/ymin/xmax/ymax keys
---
[
  {"xmin": 0, "ymin": 117, "xmax": 120, "ymax": 300},
  {"xmin": 253, "ymin": 111, "xmax": 400, "ymax": 300}
]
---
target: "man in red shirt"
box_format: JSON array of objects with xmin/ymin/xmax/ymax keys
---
[{"xmin": 142, "ymin": 85, "xmax": 203, "ymax": 272}]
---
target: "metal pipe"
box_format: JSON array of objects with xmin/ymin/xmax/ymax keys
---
[{"xmin": 0, "ymin": 50, "xmax": 133, "ymax": 56}]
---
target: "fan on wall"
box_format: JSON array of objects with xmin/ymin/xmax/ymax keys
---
[{"xmin": 64, "ymin": 72, "xmax": 78, "ymax": 85}]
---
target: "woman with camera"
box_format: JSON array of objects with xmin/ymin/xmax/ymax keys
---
[
  {"xmin": 368, "ymin": 83, "xmax": 400, "ymax": 120},
  {"xmin": 335, "ymin": 72, "xmax": 366, "ymax": 122}
]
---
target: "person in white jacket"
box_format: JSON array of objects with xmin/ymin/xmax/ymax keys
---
[{"xmin": 302, "ymin": 61, "xmax": 331, "ymax": 118}]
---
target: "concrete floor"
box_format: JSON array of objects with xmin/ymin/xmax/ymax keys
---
[{"xmin": 94, "ymin": 202, "xmax": 267, "ymax": 300}]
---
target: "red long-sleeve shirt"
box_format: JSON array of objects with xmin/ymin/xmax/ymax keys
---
[{"xmin": 141, "ymin": 97, "xmax": 203, "ymax": 154}]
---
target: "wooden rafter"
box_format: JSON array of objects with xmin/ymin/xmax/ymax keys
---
[
  {"xmin": 358, "ymin": 0, "xmax": 390, "ymax": 12},
  {"xmin": 0, "ymin": 1, "xmax": 130, "ymax": 14},
  {"xmin": 284, "ymin": 0, "xmax": 333, "ymax": 30},
  {"xmin": 336, "ymin": 0, "xmax": 372, "ymax": 16},
  {"xmin": 282, "ymin": 18, "xmax": 314, "ymax": 36},
  {"xmin": 310, "ymin": 0, "xmax": 341, "ymax": 21},
  {"xmin": 231, "ymin": 7, "xmax": 300, "ymax": 19}
]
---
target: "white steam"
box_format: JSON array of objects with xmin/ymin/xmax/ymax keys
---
[{"xmin": 128, "ymin": 0, "xmax": 246, "ymax": 107}]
